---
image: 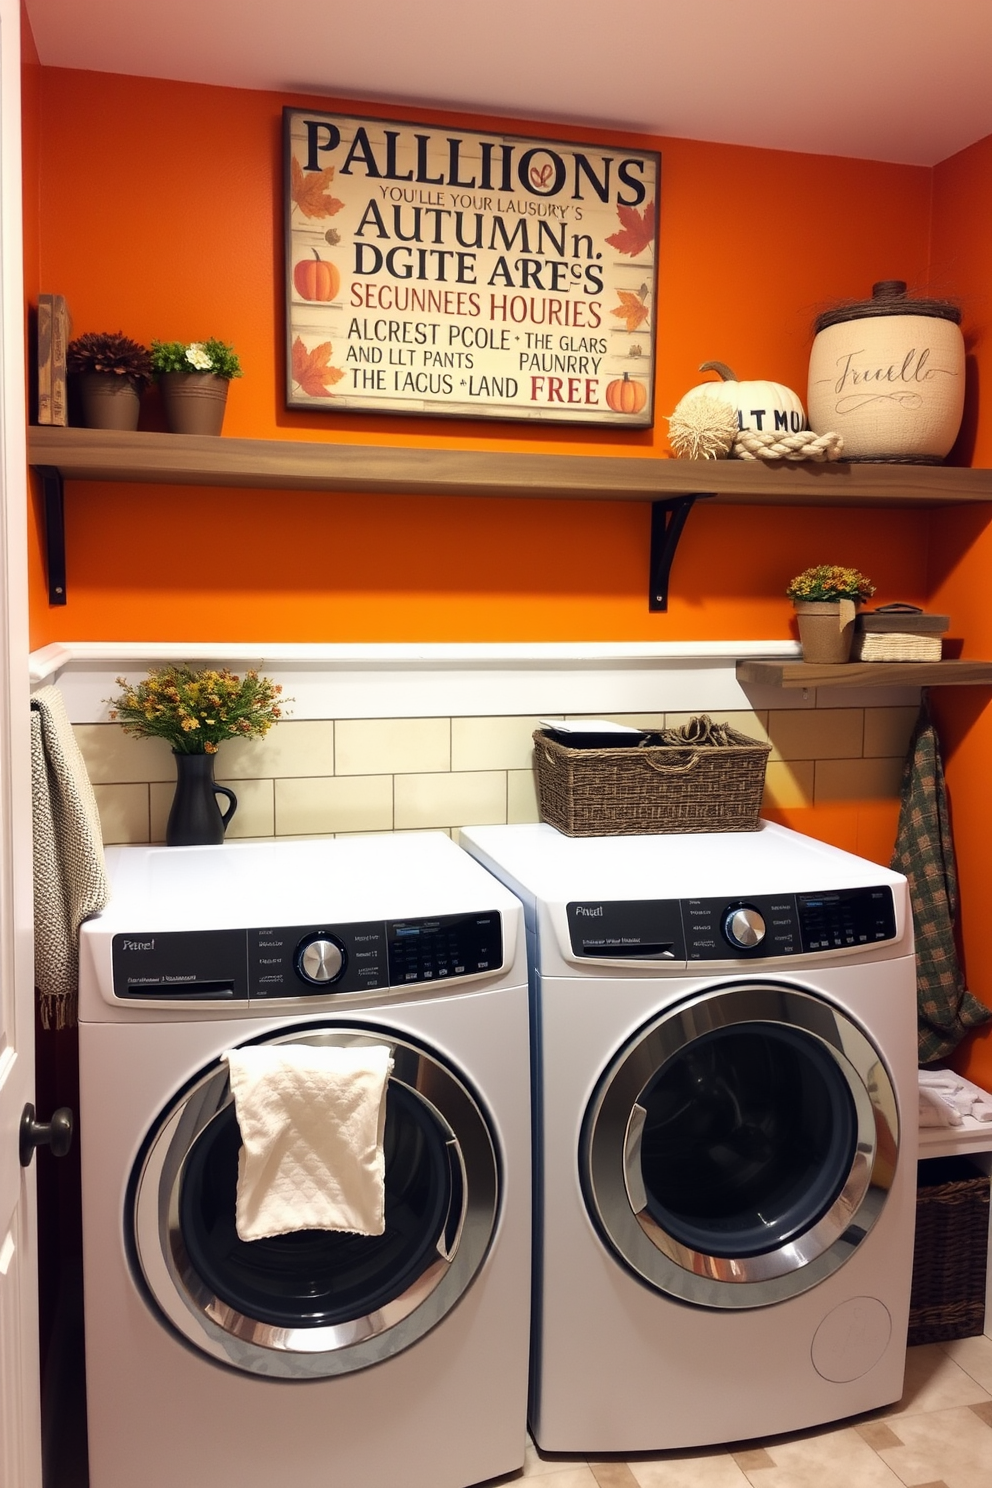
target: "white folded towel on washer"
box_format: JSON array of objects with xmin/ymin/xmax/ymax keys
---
[{"xmin": 222, "ymin": 1043, "xmax": 394, "ymax": 1242}]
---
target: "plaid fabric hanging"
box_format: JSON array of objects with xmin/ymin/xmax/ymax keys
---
[{"xmin": 890, "ymin": 695, "xmax": 992, "ymax": 1065}]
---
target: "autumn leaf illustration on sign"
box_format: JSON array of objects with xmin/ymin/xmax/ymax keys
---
[
  {"xmin": 291, "ymin": 337, "xmax": 345, "ymax": 398},
  {"xmin": 606, "ymin": 201, "xmax": 656, "ymax": 259},
  {"xmin": 610, "ymin": 285, "xmax": 650, "ymax": 334},
  {"xmin": 291, "ymin": 158, "xmax": 344, "ymax": 220}
]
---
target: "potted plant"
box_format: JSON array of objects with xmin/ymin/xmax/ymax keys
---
[
  {"xmin": 151, "ymin": 338, "xmax": 243, "ymax": 435},
  {"xmin": 786, "ymin": 564, "xmax": 875, "ymax": 663},
  {"xmin": 107, "ymin": 665, "xmax": 286, "ymax": 844},
  {"xmin": 66, "ymin": 331, "xmax": 153, "ymax": 431}
]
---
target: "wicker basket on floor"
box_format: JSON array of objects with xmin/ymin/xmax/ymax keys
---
[
  {"xmin": 533, "ymin": 718, "xmax": 771, "ymax": 837},
  {"xmin": 908, "ymin": 1157, "xmax": 990, "ymax": 1345}
]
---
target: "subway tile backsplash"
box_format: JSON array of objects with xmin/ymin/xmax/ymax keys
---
[{"xmin": 78, "ymin": 707, "xmax": 917, "ymax": 846}]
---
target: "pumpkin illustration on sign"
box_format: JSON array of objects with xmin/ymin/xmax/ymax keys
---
[
  {"xmin": 605, "ymin": 373, "xmax": 647, "ymax": 415},
  {"xmin": 680, "ymin": 362, "xmax": 807, "ymax": 436},
  {"xmin": 293, "ymin": 249, "xmax": 341, "ymax": 303}
]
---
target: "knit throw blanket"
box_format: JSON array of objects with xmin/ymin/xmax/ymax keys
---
[
  {"xmin": 890, "ymin": 698, "xmax": 992, "ymax": 1065},
  {"xmin": 31, "ymin": 686, "xmax": 109, "ymax": 1029}
]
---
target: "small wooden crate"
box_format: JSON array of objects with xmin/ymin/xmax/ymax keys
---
[
  {"xmin": 908, "ymin": 1157, "xmax": 990, "ymax": 1345},
  {"xmin": 533, "ymin": 726, "xmax": 771, "ymax": 837}
]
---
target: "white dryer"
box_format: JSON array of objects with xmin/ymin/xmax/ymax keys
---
[
  {"xmin": 459, "ymin": 821, "xmax": 918, "ymax": 1453},
  {"xmin": 77, "ymin": 833, "xmax": 530, "ymax": 1488}
]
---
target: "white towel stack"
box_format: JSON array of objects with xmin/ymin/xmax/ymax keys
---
[
  {"xmin": 918, "ymin": 1068, "xmax": 992, "ymax": 1127},
  {"xmin": 223, "ymin": 1042, "xmax": 394, "ymax": 1243}
]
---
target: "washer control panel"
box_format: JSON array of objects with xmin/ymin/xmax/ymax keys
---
[
  {"xmin": 111, "ymin": 911, "xmax": 503, "ymax": 1001},
  {"xmin": 566, "ymin": 885, "xmax": 896, "ymax": 962}
]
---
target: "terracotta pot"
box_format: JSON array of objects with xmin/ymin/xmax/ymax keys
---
[
  {"xmin": 77, "ymin": 372, "xmax": 141, "ymax": 431},
  {"xmin": 794, "ymin": 600, "xmax": 859, "ymax": 664},
  {"xmin": 159, "ymin": 372, "xmax": 229, "ymax": 435},
  {"xmin": 807, "ymin": 281, "xmax": 965, "ymax": 463}
]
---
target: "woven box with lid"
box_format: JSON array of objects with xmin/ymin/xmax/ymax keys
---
[
  {"xmin": 533, "ymin": 716, "xmax": 771, "ymax": 837},
  {"xmin": 852, "ymin": 604, "xmax": 949, "ymax": 662}
]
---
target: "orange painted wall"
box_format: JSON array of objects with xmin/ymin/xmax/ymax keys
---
[
  {"xmin": 20, "ymin": 6, "xmax": 39, "ymax": 339},
  {"xmin": 927, "ymin": 132, "xmax": 992, "ymax": 1086},
  {"xmin": 26, "ymin": 59, "xmax": 992, "ymax": 1082},
  {"xmin": 29, "ymin": 68, "xmax": 936, "ymax": 649},
  {"xmin": 20, "ymin": 10, "xmax": 50, "ymax": 642}
]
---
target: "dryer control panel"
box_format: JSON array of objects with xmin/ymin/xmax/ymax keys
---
[
  {"xmin": 111, "ymin": 911, "xmax": 503, "ymax": 1001},
  {"xmin": 566, "ymin": 885, "xmax": 896, "ymax": 962}
]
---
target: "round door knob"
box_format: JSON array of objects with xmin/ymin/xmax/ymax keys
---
[
  {"xmin": 295, "ymin": 935, "xmax": 346, "ymax": 986},
  {"xmin": 723, "ymin": 906, "xmax": 766, "ymax": 950},
  {"xmin": 19, "ymin": 1104, "xmax": 74, "ymax": 1167}
]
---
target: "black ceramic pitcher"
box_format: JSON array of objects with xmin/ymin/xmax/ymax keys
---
[{"xmin": 166, "ymin": 752, "xmax": 238, "ymax": 846}]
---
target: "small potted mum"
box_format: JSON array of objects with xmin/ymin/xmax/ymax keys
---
[
  {"xmin": 66, "ymin": 331, "xmax": 153, "ymax": 430},
  {"xmin": 786, "ymin": 565, "xmax": 875, "ymax": 664},
  {"xmin": 151, "ymin": 338, "xmax": 243, "ymax": 436},
  {"xmin": 108, "ymin": 665, "xmax": 285, "ymax": 845}
]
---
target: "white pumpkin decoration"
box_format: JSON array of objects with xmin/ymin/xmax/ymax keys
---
[{"xmin": 682, "ymin": 361, "xmax": 808, "ymax": 436}]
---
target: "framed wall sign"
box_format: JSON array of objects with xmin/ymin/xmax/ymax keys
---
[{"xmin": 284, "ymin": 109, "xmax": 660, "ymax": 427}]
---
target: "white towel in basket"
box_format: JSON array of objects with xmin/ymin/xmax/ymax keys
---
[{"xmin": 223, "ymin": 1043, "xmax": 394, "ymax": 1242}]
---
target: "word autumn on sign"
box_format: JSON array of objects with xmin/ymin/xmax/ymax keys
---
[{"xmin": 284, "ymin": 109, "xmax": 660, "ymax": 427}]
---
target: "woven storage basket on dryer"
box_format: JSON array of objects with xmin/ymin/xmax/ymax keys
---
[
  {"xmin": 907, "ymin": 1157, "xmax": 990, "ymax": 1345},
  {"xmin": 532, "ymin": 715, "xmax": 771, "ymax": 837}
]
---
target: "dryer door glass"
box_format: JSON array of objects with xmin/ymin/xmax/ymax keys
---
[
  {"xmin": 130, "ymin": 1028, "xmax": 499, "ymax": 1378},
  {"xmin": 582, "ymin": 982, "xmax": 899, "ymax": 1310},
  {"xmin": 636, "ymin": 1022, "xmax": 857, "ymax": 1257}
]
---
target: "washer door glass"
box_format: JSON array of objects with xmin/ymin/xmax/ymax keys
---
[
  {"xmin": 582, "ymin": 982, "xmax": 899, "ymax": 1309},
  {"xmin": 131, "ymin": 1027, "xmax": 499, "ymax": 1377}
]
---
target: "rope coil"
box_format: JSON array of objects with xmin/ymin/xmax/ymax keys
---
[{"xmin": 733, "ymin": 429, "xmax": 845, "ymax": 462}]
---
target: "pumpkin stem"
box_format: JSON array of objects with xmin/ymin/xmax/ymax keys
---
[
  {"xmin": 311, "ymin": 247, "xmax": 322, "ymax": 261},
  {"xmin": 699, "ymin": 360, "xmax": 737, "ymax": 382}
]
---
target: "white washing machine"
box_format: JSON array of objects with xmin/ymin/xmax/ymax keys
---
[
  {"xmin": 77, "ymin": 832, "xmax": 530, "ymax": 1488},
  {"xmin": 459, "ymin": 821, "xmax": 918, "ymax": 1453}
]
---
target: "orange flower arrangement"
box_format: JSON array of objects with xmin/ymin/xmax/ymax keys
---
[{"xmin": 108, "ymin": 666, "xmax": 286, "ymax": 754}]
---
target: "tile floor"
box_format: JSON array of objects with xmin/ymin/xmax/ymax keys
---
[
  {"xmin": 50, "ymin": 1333, "xmax": 992, "ymax": 1487},
  {"xmin": 518, "ymin": 1335, "xmax": 992, "ymax": 1488}
]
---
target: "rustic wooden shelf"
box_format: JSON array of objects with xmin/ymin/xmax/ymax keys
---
[
  {"xmin": 27, "ymin": 426, "xmax": 992, "ymax": 609},
  {"xmin": 736, "ymin": 659, "xmax": 992, "ymax": 690},
  {"xmin": 26, "ymin": 426, "xmax": 992, "ymax": 504}
]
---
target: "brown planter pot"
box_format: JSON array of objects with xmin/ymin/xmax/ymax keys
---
[
  {"xmin": 794, "ymin": 600, "xmax": 859, "ymax": 663},
  {"xmin": 77, "ymin": 372, "xmax": 142, "ymax": 431},
  {"xmin": 159, "ymin": 373, "xmax": 229, "ymax": 435}
]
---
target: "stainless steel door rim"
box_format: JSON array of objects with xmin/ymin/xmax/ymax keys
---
[
  {"xmin": 131, "ymin": 1026, "xmax": 500, "ymax": 1377},
  {"xmin": 582, "ymin": 982, "xmax": 898, "ymax": 1310}
]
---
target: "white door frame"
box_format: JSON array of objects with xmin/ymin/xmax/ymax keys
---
[{"xmin": 0, "ymin": 0, "xmax": 43, "ymax": 1483}]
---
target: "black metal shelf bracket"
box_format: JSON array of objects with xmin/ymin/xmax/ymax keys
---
[
  {"xmin": 649, "ymin": 493, "xmax": 713, "ymax": 612},
  {"xmin": 37, "ymin": 465, "xmax": 67, "ymax": 606}
]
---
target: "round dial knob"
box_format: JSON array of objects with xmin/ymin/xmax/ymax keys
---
[
  {"xmin": 722, "ymin": 906, "xmax": 766, "ymax": 950},
  {"xmin": 295, "ymin": 935, "xmax": 346, "ymax": 986}
]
